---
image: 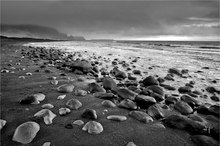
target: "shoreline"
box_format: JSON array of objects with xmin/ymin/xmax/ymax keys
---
[{"xmin": 1, "ymin": 39, "xmax": 219, "ymax": 146}]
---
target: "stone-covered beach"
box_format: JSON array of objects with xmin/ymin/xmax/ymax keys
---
[{"xmin": 1, "ymin": 38, "xmax": 219, "ymax": 146}]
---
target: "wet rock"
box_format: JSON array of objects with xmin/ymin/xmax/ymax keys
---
[
  {"xmin": 178, "ymin": 86, "xmax": 192, "ymax": 94},
  {"xmin": 135, "ymin": 95, "xmax": 156, "ymax": 109},
  {"xmin": 181, "ymin": 95, "xmax": 201, "ymax": 107},
  {"xmin": 59, "ymin": 108, "xmax": 71, "ymax": 116},
  {"xmin": 12, "ymin": 121, "xmax": 40, "ymax": 144},
  {"xmin": 88, "ymin": 82, "xmax": 106, "ymax": 93},
  {"xmin": 34, "ymin": 109, "xmax": 56, "ymax": 125},
  {"xmin": 101, "ymin": 100, "xmax": 116, "ymax": 108},
  {"xmin": 128, "ymin": 73, "xmax": 137, "ymax": 80},
  {"xmin": 210, "ymin": 95, "xmax": 220, "ymax": 102},
  {"xmin": 102, "ymin": 77, "xmax": 117, "ymax": 90},
  {"xmin": 69, "ymin": 60, "xmax": 93, "ymax": 74},
  {"xmin": 0, "ymin": 119, "xmax": 7, "ymax": 130},
  {"xmin": 205, "ymin": 86, "xmax": 220, "ymax": 94},
  {"xmin": 174, "ymin": 101, "xmax": 193, "ymax": 115},
  {"xmin": 73, "ymin": 120, "xmax": 84, "ymax": 126},
  {"xmin": 163, "ymin": 114, "xmax": 206, "ymax": 134},
  {"xmin": 82, "ymin": 121, "xmax": 103, "ymax": 134},
  {"xmin": 107, "ymin": 115, "xmax": 127, "ymax": 121},
  {"xmin": 57, "ymin": 94, "xmax": 66, "ymax": 100},
  {"xmin": 142, "ymin": 76, "xmax": 159, "ymax": 86},
  {"xmin": 20, "ymin": 93, "xmax": 45, "ymax": 105},
  {"xmin": 41, "ymin": 103, "xmax": 54, "ymax": 109},
  {"xmin": 133, "ymin": 70, "xmax": 141, "ymax": 75},
  {"xmin": 93, "ymin": 92, "xmax": 116, "ymax": 100},
  {"xmin": 66, "ymin": 99, "xmax": 82, "ymax": 110},
  {"xmin": 129, "ymin": 111, "xmax": 153, "ymax": 123},
  {"xmin": 165, "ymin": 96, "xmax": 178, "ymax": 105},
  {"xmin": 81, "ymin": 109, "xmax": 97, "ymax": 120},
  {"xmin": 191, "ymin": 135, "xmax": 218, "ymax": 146},
  {"xmin": 117, "ymin": 88, "xmax": 137, "ymax": 100},
  {"xmin": 147, "ymin": 85, "xmax": 164, "ymax": 96},
  {"xmin": 209, "ymin": 105, "xmax": 220, "ymax": 117},
  {"xmin": 57, "ymin": 84, "xmax": 74, "ymax": 93},
  {"xmin": 118, "ymin": 99, "xmax": 137, "ymax": 110},
  {"xmin": 160, "ymin": 84, "xmax": 176, "ymax": 91},
  {"xmin": 148, "ymin": 104, "xmax": 164, "ymax": 120},
  {"xmin": 168, "ymin": 68, "xmax": 182, "ymax": 76}
]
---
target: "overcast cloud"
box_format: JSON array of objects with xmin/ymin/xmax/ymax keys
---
[{"xmin": 1, "ymin": 0, "xmax": 219, "ymax": 40}]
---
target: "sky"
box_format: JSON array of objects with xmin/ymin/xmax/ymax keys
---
[{"xmin": 1, "ymin": 0, "xmax": 220, "ymax": 41}]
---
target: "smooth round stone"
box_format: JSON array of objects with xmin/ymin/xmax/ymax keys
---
[
  {"xmin": 59, "ymin": 108, "xmax": 71, "ymax": 116},
  {"xmin": 72, "ymin": 120, "xmax": 84, "ymax": 126},
  {"xmin": 127, "ymin": 142, "xmax": 137, "ymax": 146},
  {"xmin": 148, "ymin": 105, "xmax": 164, "ymax": 120},
  {"xmin": 0, "ymin": 119, "xmax": 7, "ymax": 130},
  {"xmin": 57, "ymin": 94, "xmax": 66, "ymax": 100},
  {"xmin": 118, "ymin": 99, "xmax": 137, "ymax": 110},
  {"xmin": 129, "ymin": 111, "xmax": 153, "ymax": 123},
  {"xmin": 41, "ymin": 103, "xmax": 54, "ymax": 109},
  {"xmin": 107, "ymin": 115, "xmax": 127, "ymax": 121},
  {"xmin": 102, "ymin": 77, "xmax": 117, "ymax": 90},
  {"xmin": 135, "ymin": 95, "xmax": 156, "ymax": 109},
  {"xmin": 43, "ymin": 142, "xmax": 51, "ymax": 146},
  {"xmin": 82, "ymin": 121, "xmax": 103, "ymax": 134},
  {"xmin": 116, "ymin": 88, "xmax": 137, "ymax": 100},
  {"xmin": 66, "ymin": 99, "xmax": 82, "ymax": 110},
  {"xmin": 34, "ymin": 109, "xmax": 56, "ymax": 125},
  {"xmin": 88, "ymin": 82, "xmax": 106, "ymax": 93},
  {"xmin": 101, "ymin": 100, "xmax": 116, "ymax": 108},
  {"xmin": 174, "ymin": 101, "xmax": 193, "ymax": 115},
  {"xmin": 81, "ymin": 109, "xmax": 97, "ymax": 120},
  {"xmin": 142, "ymin": 75, "xmax": 159, "ymax": 86},
  {"xmin": 51, "ymin": 80, "xmax": 58, "ymax": 85},
  {"xmin": 57, "ymin": 84, "xmax": 74, "ymax": 93},
  {"xmin": 12, "ymin": 121, "xmax": 40, "ymax": 144}
]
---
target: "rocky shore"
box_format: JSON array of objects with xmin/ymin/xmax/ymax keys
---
[{"xmin": 1, "ymin": 39, "xmax": 219, "ymax": 146}]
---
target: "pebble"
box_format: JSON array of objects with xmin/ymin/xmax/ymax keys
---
[
  {"xmin": 107, "ymin": 115, "xmax": 127, "ymax": 121},
  {"xmin": 127, "ymin": 142, "xmax": 137, "ymax": 146},
  {"xmin": 26, "ymin": 72, "xmax": 32, "ymax": 76},
  {"xmin": 12, "ymin": 121, "xmax": 40, "ymax": 144},
  {"xmin": 117, "ymin": 88, "xmax": 137, "ymax": 100},
  {"xmin": 66, "ymin": 99, "xmax": 82, "ymax": 110},
  {"xmin": 101, "ymin": 100, "xmax": 116, "ymax": 108},
  {"xmin": 73, "ymin": 120, "xmax": 84, "ymax": 126},
  {"xmin": 174, "ymin": 101, "xmax": 193, "ymax": 115},
  {"xmin": 57, "ymin": 84, "xmax": 74, "ymax": 93},
  {"xmin": 34, "ymin": 109, "xmax": 57, "ymax": 125},
  {"xmin": 129, "ymin": 111, "xmax": 153, "ymax": 123},
  {"xmin": 51, "ymin": 80, "xmax": 58, "ymax": 85},
  {"xmin": 118, "ymin": 99, "xmax": 137, "ymax": 110},
  {"xmin": 41, "ymin": 103, "xmax": 54, "ymax": 109},
  {"xmin": 42, "ymin": 142, "xmax": 51, "ymax": 146},
  {"xmin": 59, "ymin": 108, "xmax": 71, "ymax": 116},
  {"xmin": 74, "ymin": 89, "xmax": 87, "ymax": 96},
  {"xmin": 57, "ymin": 94, "xmax": 66, "ymax": 100},
  {"xmin": 0, "ymin": 119, "xmax": 7, "ymax": 130},
  {"xmin": 148, "ymin": 105, "xmax": 164, "ymax": 120},
  {"xmin": 82, "ymin": 121, "xmax": 103, "ymax": 134},
  {"xmin": 81, "ymin": 109, "xmax": 97, "ymax": 119},
  {"xmin": 18, "ymin": 76, "xmax": 25, "ymax": 79}
]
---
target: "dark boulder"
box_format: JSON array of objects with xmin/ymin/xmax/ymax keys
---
[
  {"xmin": 174, "ymin": 101, "xmax": 193, "ymax": 115},
  {"xmin": 142, "ymin": 76, "xmax": 159, "ymax": 86},
  {"xmin": 135, "ymin": 95, "xmax": 156, "ymax": 109},
  {"xmin": 88, "ymin": 82, "xmax": 106, "ymax": 93}
]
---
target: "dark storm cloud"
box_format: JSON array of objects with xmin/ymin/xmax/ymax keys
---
[{"xmin": 1, "ymin": 0, "xmax": 219, "ymax": 40}]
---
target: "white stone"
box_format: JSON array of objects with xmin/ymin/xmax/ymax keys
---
[
  {"xmin": 34, "ymin": 109, "xmax": 56, "ymax": 125},
  {"xmin": 12, "ymin": 121, "xmax": 40, "ymax": 144},
  {"xmin": 0, "ymin": 119, "xmax": 7, "ymax": 130},
  {"xmin": 43, "ymin": 142, "xmax": 51, "ymax": 146},
  {"xmin": 57, "ymin": 94, "xmax": 66, "ymax": 100},
  {"xmin": 41, "ymin": 104, "xmax": 54, "ymax": 109},
  {"xmin": 59, "ymin": 108, "xmax": 71, "ymax": 116},
  {"xmin": 26, "ymin": 72, "xmax": 32, "ymax": 75},
  {"xmin": 82, "ymin": 121, "xmax": 103, "ymax": 134},
  {"xmin": 72, "ymin": 120, "xmax": 84, "ymax": 126}
]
